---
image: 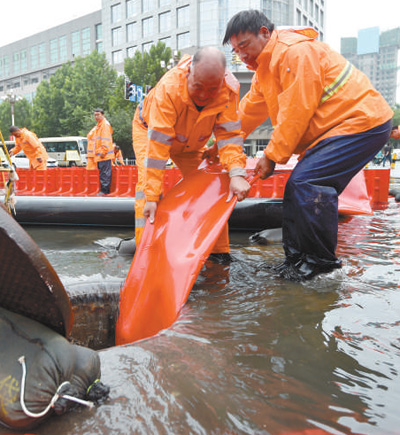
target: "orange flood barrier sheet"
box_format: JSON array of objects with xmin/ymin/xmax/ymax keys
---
[{"xmin": 116, "ymin": 163, "xmax": 238, "ymax": 345}]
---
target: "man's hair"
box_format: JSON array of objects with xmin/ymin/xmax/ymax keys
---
[
  {"xmin": 9, "ymin": 125, "xmax": 20, "ymax": 133},
  {"xmin": 94, "ymin": 108, "xmax": 104, "ymax": 114},
  {"xmin": 192, "ymin": 47, "xmax": 226, "ymax": 70},
  {"xmin": 223, "ymin": 10, "xmax": 275, "ymax": 45}
]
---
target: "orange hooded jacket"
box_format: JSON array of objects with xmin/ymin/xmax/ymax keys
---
[
  {"xmin": 239, "ymin": 29, "xmax": 394, "ymax": 164},
  {"xmin": 10, "ymin": 128, "xmax": 48, "ymax": 169},
  {"xmin": 133, "ymin": 55, "xmax": 247, "ymax": 202},
  {"xmin": 92, "ymin": 118, "xmax": 114, "ymax": 162}
]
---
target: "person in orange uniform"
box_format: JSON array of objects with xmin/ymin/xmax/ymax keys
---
[
  {"xmin": 223, "ymin": 10, "xmax": 393, "ymax": 280},
  {"xmin": 8, "ymin": 126, "xmax": 48, "ymax": 170},
  {"xmin": 85, "ymin": 127, "xmax": 97, "ymax": 170},
  {"xmin": 132, "ymin": 46, "xmax": 250, "ymax": 260},
  {"xmin": 112, "ymin": 144, "xmax": 124, "ymax": 165},
  {"xmin": 88, "ymin": 108, "xmax": 114, "ymax": 195}
]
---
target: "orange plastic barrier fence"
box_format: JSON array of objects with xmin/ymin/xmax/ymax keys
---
[{"xmin": 0, "ymin": 166, "xmax": 390, "ymax": 204}]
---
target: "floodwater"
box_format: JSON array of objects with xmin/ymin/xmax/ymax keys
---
[{"xmin": 1, "ymin": 178, "xmax": 400, "ymax": 435}]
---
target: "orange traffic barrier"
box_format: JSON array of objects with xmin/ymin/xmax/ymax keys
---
[{"xmin": 364, "ymin": 168, "xmax": 390, "ymax": 203}]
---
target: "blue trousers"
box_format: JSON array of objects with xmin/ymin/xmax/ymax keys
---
[
  {"xmin": 97, "ymin": 159, "xmax": 112, "ymax": 194},
  {"xmin": 283, "ymin": 119, "xmax": 392, "ymax": 267}
]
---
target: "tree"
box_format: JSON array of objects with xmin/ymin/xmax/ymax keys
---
[{"xmin": 0, "ymin": 98, "xmax": 32, "ymax": 140}]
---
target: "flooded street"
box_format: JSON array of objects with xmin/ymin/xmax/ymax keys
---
[{"xmin": 1, "ymin": 178, "xmax": 400, "ymax": 435}]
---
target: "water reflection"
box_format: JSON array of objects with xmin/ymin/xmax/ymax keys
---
[{"xmin": 1, "ymin": 191, "xmax": 399, "ymax": 434}]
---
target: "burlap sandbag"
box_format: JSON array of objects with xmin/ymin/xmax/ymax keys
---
[{"xmin": 0, "ymin": 307, "xmax": 109, "ymax": 430}]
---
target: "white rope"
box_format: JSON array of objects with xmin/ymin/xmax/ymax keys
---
[{"xmin": 18, "ymin": 355, "xmax": 94, "ymax": 419}]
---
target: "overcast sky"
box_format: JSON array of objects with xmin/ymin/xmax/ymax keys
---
[{"xmin": 0, "ymin": 0, "xmax": 399, "ymax": 52}]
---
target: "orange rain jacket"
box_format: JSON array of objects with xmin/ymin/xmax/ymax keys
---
[
  {"xmin": 10, "ymin": 128, "xmax": 48, "ymax": 170},
  {"xmin": 133, "ymin": 55, "xmax": 247, "ymax": 202},
  {"xmin": 239, "ymin": 29, "xmax": 394, "ymax": 164},
  {"xmin": 91, "ymin": 118, "xmax": 114, "ymax": 163},
  {"xmin": 86, "ymin": 127, "xmax": 97, "ymax": 169},
  {"xmin": 113, "ymin": 146, "xmax": 124, "ymax": 165}
]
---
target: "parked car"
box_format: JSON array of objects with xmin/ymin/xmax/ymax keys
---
[{"xmin": 11, "ymin": 151, "xmax": 58, "ymax": 169}]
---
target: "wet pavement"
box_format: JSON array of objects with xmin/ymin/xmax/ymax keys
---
[{"xmin": 0, "ymin": 175, "xmax": 399, "ymax": 435}]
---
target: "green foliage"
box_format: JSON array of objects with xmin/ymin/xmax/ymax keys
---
[
  {"xmin": 0, "ymin": 99, "xmax": 32, "ymax": 140},
  {"xmin": 392, "ymin": 104, "xmax": 400, "ymax": 128},
  {"xmin": 1, "ymin": 42, "xmax": 179, "ymax": 150}
]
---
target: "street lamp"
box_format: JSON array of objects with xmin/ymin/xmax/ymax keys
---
[{"xmin": 5, "ymin": 93, "xmax": 22, "ymax": 126}]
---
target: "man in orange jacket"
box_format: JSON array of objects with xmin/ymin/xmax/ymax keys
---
[
  {"xmin": 9, "ymin": 126, "xmax": 48, "ymax": 170},
  {"xmin": 112, "ymin": 144, "xmax": 124, "ymax": 166},
  {"xmin": 132, "ymin": 47, "xmax": 250, "ymax": 260},
  {"xmin": 88, "ymin": 108, "xmax": 114, "ymax": 195},
  {"xmin": 223, "ymin": 10, "xmax": 393, "ymax": 280}
]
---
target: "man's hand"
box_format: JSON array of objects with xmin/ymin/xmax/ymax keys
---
[
  {"xmin": 143, "ymin": 201, "xmax": 157, "ymax": 224},
  {"xmin": 36, "ymin": 157, "xmax": 43, "ymax": 163},
  {"xmin": 254, "ymin": 154, "xmax": 276, "ymax": 179},
  {"xmin": 226, "ymin": 176, "xmax": 251, "ymax": 202}
]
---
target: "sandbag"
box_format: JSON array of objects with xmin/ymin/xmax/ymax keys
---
[{"xmin": 0, "ymin": 307, "xmax": 109, "ymax": 431}]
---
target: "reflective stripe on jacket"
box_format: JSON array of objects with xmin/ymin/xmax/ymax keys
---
[
  {"xmin": 10, "ymin": 128, "xmax": 48, "ymax": 169},
  {"xmin": 239, "ymin": 29, "xmax": 394, "ymax": 164},
  {"xmin": 133, "ymin": 55, "xmax": 247, "ymax": 202}
]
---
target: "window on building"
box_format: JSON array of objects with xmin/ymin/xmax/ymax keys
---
[
  {"xmin": 13, "ymin": 52, "xmax": 20, "ymax": 74},
  {"xmin": 159, "ymin": 11, "xmax": 171, "ymax": 32},
  {"xmin": 20, "ymin": 50, "xmax": 27, "ymax": 72},
  {"xmin": 96, "ymin": 24, "xmax": 103, "ymax": 40},
  {"xmin": 127, "ymin": 22, "xmax": 138, "ymax": 42},
  {"xmin": 143, "ymin": 41, "xmax": 153, "ymax": 52},
  {"xmin": 159, "ymin": 0, "xmax": 170, "ymax": 6},
  {"xmin": 50, "ymin": 39, "xmax": 58, "ymax": 64},
  {"xmin": 30, "ymin": 46, "xmax": 38, "ymax": 69},
  {"xmin": 177, "ymin": 32, "xmax": 190, "ymax": 50},
  {"xmin": 142, "ymin": 16, "xmax": 154, "ymax": 38},
  {"xmin": 159, "ymin": 36, "xmax": 171, "ymax": 48},
  {"xmin": 59, "ymin": 36, "xmax": 68, "ymax": 61},
  {"xmin": 315, "ymin": 4, "xmax": 319, "ymax": 22},
  {"xmin": 296, "ymin": 8, "xmax": 301, "ymax": 25},
  {"xmin": 126, "ymin": 0, "xmax": 137, "ymax": 17},
  {"xmin": 96, "ymin": 41, "xmax": 104, "ymax": 52},
  {"xmin": 72, "ymin": 31, "xmax": 81, "ymax": 57},
  {"xmin": 199, "ymin": 0, "xmax": 218, "ymax": 45},
  {"xmin": 142, "ymin": 0, "xmax": 154, "ymax": 13},
  {"xmin": 82, "ymin": 28, "xmax": 91, "ymax": 55},
  {"xmin": 112, "ymin": 50, "xmax": 123, "ymax": 65},
  {"xmin": 38, "ymin": 43, "xmax": 46, "ymax": 67},
  {"xmin": 177, "ymin": 5, "xmax": 190, "ymax": 27},
  {"xmin": 320, "ymin": 9, "xmax": 324, "ymax": 26},
  {"xmin": 127, "ymin": 46, "xmax": 138, "ymax": 57},
  {"xmin": 111, "ymin": 3, "xmax": 122, "ymax": 23},
  {"xmin": 112, "ymin": 27, "xmax": 123, "ymax": 46}
]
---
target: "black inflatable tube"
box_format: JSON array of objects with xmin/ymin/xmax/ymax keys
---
[{"xmin": 7, "ymin": 196, "xmax": 284, "ymax": 231}]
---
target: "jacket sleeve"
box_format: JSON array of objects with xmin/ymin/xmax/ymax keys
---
[
  {"xmin": 214, "ymin": 92, "xmax": 247, "ymax": 177},
  {"xmin": 239, "ymin": 73, "xmax": 269, "ymax": 139},
  {"xmin": 26, "ymin": 131, "xmax": 45, "ymax": 159},
  {"xmin": 265, "ymin": 43, "xmax": 324, "ymax": 164},
  {"xmin": 144, "ymin": 84, "xmax": 178, "ymax": 202}
]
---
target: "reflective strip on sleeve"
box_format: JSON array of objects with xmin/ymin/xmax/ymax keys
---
[
  {"xmin": 135, "ymin": 190, "xmax": 146, "ymax": 199},
  {"xmin": 175, "ymin": 134, "xmax": 188, "ymax": 143},
  {"xmin": 215, "ymin": 120, "xmax": 241, "ymax": 132},
  {"xmin": 135, "ymin": 217, "xmax": 146, "ymax": 228},
  {"xmin": 217, "ymin": 136, "xmax": 244, "ymax": 149},
  {"xmin": 144, "ymin": 156, "xmax": 167, "ymax": 169},
  {"xmin": 320, "ymin": 61, "xmax": 353, "ymax": 105},
  {"xmin": 148, "ymin": 129, "xmax": 173, "ymax": 146},
  {"xmin": 229, "ymin": 167, "xmax": 247, "ymax": 178}
]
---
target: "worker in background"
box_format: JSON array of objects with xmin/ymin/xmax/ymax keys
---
[
  {"xmin": 86, "ymin": 127, "xmax": 97, "ymax": 170},
  {"xmin": 132, "ymin": 46, "xmax": 250, "ymax": 261},
  {"xmin": 223, "ymin": 10, "xmax": 393, "ymax": 281},
  {"xmin": 113, "ymin": 144, "xmax": 125, "ymax": 165},
  {"xmin": 9, "ymin": 126, "xmax": 48, "ymax": 170},
  {"xmin": 88, "ymin": 108, "xmax": 114, "ymax": 195}
]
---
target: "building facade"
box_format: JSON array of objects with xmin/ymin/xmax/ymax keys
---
[
  {"xmin": 0, "ymin": 0, "xmax": 326, "ymax": 154},
  {"xmin": 341, "ymin": 27, "xmax": 400, "ymax": 108}
]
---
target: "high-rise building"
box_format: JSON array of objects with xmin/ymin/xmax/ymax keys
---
[
  {"xmin": 0, "ymin": 0, "xmax": 326, "ymax": 153},
  {"xmin": 341, "ymin": 27, "xmax": 400, "ymax": 107}
]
